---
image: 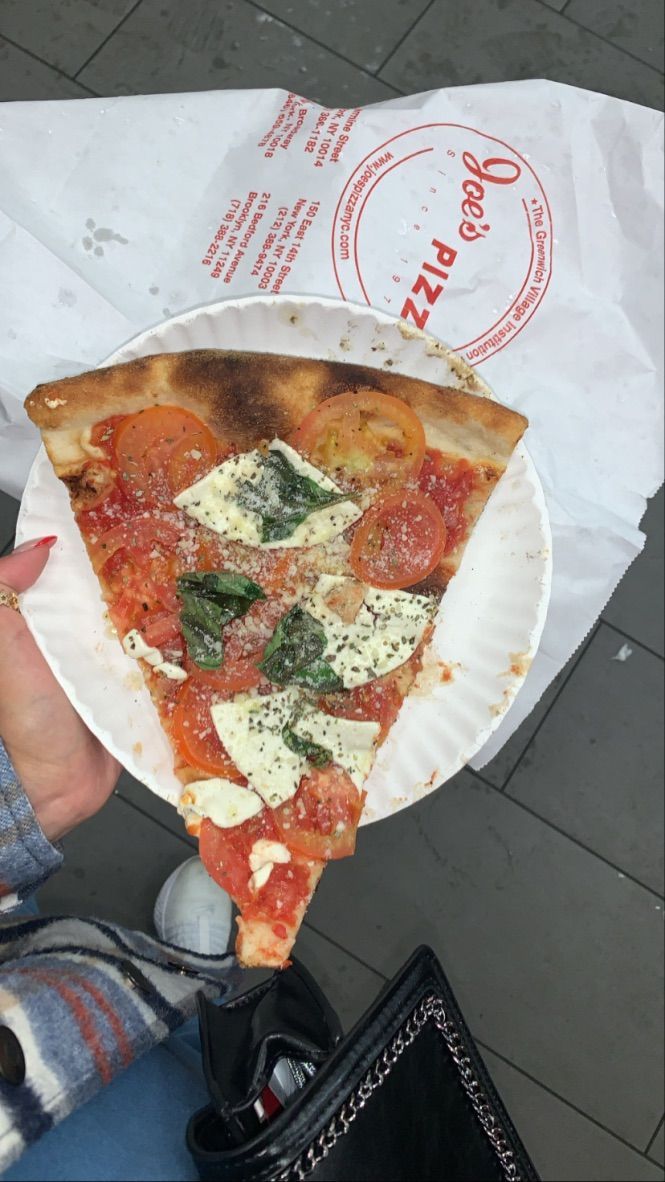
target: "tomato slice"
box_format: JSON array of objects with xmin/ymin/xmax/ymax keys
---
[
  {"xmin": 89, "ymin": 517, "xmax": 182, "ymax": 573},
  {"xmin": 291, "ymin": 390, "xmax": 426, "ymax": 489},
  {"xmin": 418, "ymin": 450, "xmax": 475, "ymax": 556},
  {"xmin": 244, "ymin": 859, "xmax": 312, "ymax": 925},
  {"xmin": 199, "ymin": 811, "xmax": 275, "ymax": 906},
  {"xmin": 188, "ymin": 655, "xmax": 264, "ymax": 695},
  {"xmin": 139, "ymin": 610, "xmax": 182, "ymax": 648},
  {"xmin": 168, "ymin": 433, "xmax": 220, "ymax": 496},
  {"xmin": 113, "ymin": 407, "xmax": 219, "ymax": 506},
  {"xmin": 350, "ymin": 490, "xmax": 446, "ymax": 589},
  {"xmin": 172, "ymin": 680, "xmax": 244, "ymax": 780},
  {"xmin": 322, "ymin": 675, "xmax": 404, "ymax": 744},
  {"xmin": 199, "ymin": 811, "xmax": 313, "ymax": 921},
  {"xmin": 273, "ymin": 765, "xmax": 363, "ymax": 860}
]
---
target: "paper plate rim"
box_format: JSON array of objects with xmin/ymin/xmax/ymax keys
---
[{"xmin": 17, "ymin": 293, "xmax": 552, "ymax": 821}]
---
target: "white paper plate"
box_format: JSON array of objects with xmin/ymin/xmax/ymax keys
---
[{"xmin": 17, "ymin": 294, "xmax": 551, "ymax": 824}]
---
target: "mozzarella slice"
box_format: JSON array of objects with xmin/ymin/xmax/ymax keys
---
[
  {"xmin": 249, "ymin": 840, "xmax": 291, "ymax": 872},
  {"xmin": 292, "ymin": 709, "xmax": 380, "ymax": 790},
  {"xmin": 177, "ymin": 778, "xmax": 264, "ymax": 835},
  {"xmin": 210, "ymin": 690, "xmax": 307, "ymax": 808},
  {"xmin": 174, "ymin": 439, "xmax": 361, "ymax": 549},
  {"xmin": 300, "ymin": 576, "xmax": 434, "ymax": 688},
  {"xmin": 122, "ymin": 629, "xmax": 188, "ymax": 682},
  {"xmin": 249, "ymin": 863, "xmax": 273, "ymax": 893},
  {"xmin": 247, "ymin": 839, "xmax": 292, "ymax": 894}
]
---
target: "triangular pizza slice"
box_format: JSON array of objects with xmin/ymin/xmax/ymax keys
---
[{"xmin": 25, "ymin": 350, "xmax": 527, "ymax": 967}]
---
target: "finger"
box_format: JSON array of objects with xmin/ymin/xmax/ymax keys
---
[{"xmin": 0, "ymin": 536, "xmax": 57, "ymax": 595}]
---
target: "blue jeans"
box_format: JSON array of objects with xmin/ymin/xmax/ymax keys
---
[{"xmin": 4, "ymin": 1018, "xmax": 210, "ymax": 1181}]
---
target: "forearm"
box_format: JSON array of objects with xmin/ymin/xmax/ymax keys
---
[{"xmin": 0, "ymin": 738, "xmax": 63, "ymax": 911}]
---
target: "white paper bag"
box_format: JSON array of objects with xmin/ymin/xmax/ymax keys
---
[{"xmin": 0, "ymin": 80, "xmax": 662, "ymax": 762}]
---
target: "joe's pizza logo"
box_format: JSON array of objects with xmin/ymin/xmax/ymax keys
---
[{"xmin": 331, "ymin": 124, "xmax": 553, "ymax": 364}]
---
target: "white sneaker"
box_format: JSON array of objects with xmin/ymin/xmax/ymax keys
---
[{"xmin": 153, "ymin": 856, "xmax": 233, "ymax": 955}]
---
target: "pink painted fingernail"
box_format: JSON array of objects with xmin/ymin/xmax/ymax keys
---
[{"xmin": 14, "ymin": 535, "xmax": 57, "ymax": 553}]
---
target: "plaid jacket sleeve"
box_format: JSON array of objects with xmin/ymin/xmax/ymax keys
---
[
  {"xmin": 0, "ymin": 739, "xmax": 238, "ymax": 1172},
  {"xmin": 0, "ymin": 738, "xmax": 63, "ymax": 912}
]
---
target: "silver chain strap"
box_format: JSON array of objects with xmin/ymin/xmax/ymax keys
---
[{"xmin": 280, "ymin": 994, "xmax": 522, "ymax": 1182}]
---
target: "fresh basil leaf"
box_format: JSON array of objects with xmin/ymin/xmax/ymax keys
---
[
  {"xmin": 282, "ymin": 724, "xmax": 332, "ymax": 768},
  {"xmin": 291, "ymin": 659, "xmax": 345, "ymax": 693},
  {"xmin": 237, "ymin": 449, "xmax": 353, "ymax": 543},
  {"xmin": 176, "ymin": 571, "xmax": 265, "ymax": 670},
  {"xmin": 259, "ymin": 605, "xmax": 344, "ymax": 692}
]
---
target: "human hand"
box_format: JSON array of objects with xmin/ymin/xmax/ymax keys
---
[{"xmin": 0, "ymin": 537, "xmax": 121, "ymax": 842}]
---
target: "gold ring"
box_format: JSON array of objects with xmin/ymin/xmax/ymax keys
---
[{"xmin": 0, "ymin": 586, "xmax": 20, "ymax": 613}]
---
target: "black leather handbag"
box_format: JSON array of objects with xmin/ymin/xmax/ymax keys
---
[{"xmin": 187, "ymin": 945, "xmax": 539, "ymax": 1181}]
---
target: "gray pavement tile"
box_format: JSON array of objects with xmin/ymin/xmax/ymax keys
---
[
  {"xmin": 252, "ymin": 0, "xmax": 432, "ymax": 72},
  {"xmin": 296, "ymin": 924, "xmax": 386, "ymax": 1029},
  {"xmin": 0, "ymin": 490, "xmax": 19, "ymax": 553},
  {"xmin": 37, "ymin": 792, "xmax": 193, "ymax": 932},
  {"xmin": 79, "ymin": 0, "xmax": 398, "ymax": 106},
  {"xmin": 481, "ymin": 629, "xmax": 596, "ymax": 789},
  {"xmin": 0, "ymin": 35, "xmax": 93, "ymax": 101},
  {"xmin": 538, "ymin": 0, "xmax": 569, "ymax": 10},
  {"xmin": 565, "ymin": 0, "xmax": 664, "ymax": 71},
  {"xmin": 603, "ymin": 488, "xmax": 664, "ymax": 658},
  {"xmin": 506, "ymin": 624, "xmax": 664, "ymax": 893},
  {"xmin": 306, "ymin": 770, "xmax": 665, "ymax": 1145},
  {"xmin": 114, "ymin": 768, "xmax": 196, "ymax": 849},
  {"xmin": 0, "ymin": 0, "xmax": 136, "ymax": 77},
  {"xmin": 379, "ymin": 0, "xmax": 664, "ymax": 109},
  {"xmin": 482, "ymin": 1048, "xmax": 665, "ymax": 1181},
  {"xmin": 648, "ymin": 1119, "xmax": 665, "ymax": 1167}
]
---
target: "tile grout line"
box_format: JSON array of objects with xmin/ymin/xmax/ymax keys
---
[
  {"xmin": 531, "ymin": 0, "xmax": 665, "ymax": 77},
  {"xmin": 374, "ymin": 0, "xmax": 437, "ymax": 75},
  {"xmin": 243, "ymin": 0, "xmax": 403, "ymax": 95},
  {"xmin": 476, "ymin": 1036, "xmax": 664, "ymax": 1162},
  {"xmin": 645, "ymin": 1114, "xmax": 665, "ymax": 1158},
  {"xmin": 302, "ymin": 920, "xmax": 390, "ymax": 981},
  {"xmin": 471, "ymin": 768, "xmax": 665, "ymax": 899},
  {"xmin": 493, "ymin": 622, "xmax": 602, "ymax": 791},
  {"xmin": 286, "ymin": 916, "xmax": 664, "ymax": 1163},
  {"xmin": 0, "ymin": 32, "xmax": 99, "ymax": 96},
  {"xmin": 73, "ymin": 0, "xmax": 146, "ymax": 80},
  {"xmin": 113, "ymin": 789, "xmax": 196, "ymax": 851},
  {"xmin": 602, "ymin": 618, "xmax": 664, "ymax": 664}
]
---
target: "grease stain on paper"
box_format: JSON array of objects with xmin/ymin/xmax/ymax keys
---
[{"xmin": 82, "ymin": 217, "xmax": 129, "ymax": 256}]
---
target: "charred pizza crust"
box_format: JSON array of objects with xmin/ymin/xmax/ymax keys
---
[{"xmin": 25, "ymin": 349, "xmax": 527, "ymax": 589}]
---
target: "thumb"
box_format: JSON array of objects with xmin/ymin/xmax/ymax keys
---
[{"xmin": 0, "ymin": 536, "xmax": 57, "ymax": 594}]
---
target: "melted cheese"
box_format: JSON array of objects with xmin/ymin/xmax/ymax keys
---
[
  {"xmin": 301, "ymin": 576, "xmax": 434, "ymax": 688},
  {"xmin": 122, "ymin": 630, "xmax": 188, "ymax": 681},
  {"xmin": 173, "ymin": 439, "xmax": 361, "ymax": 549},
  {"xmin": 249, "ymin": 840, "xmax": 291, "ymax": 871},
  {"xmin": 178, "ymin": 778, "xmax": 263, "ymax": 834},
  {"xmin": 210, "ymin": 690, "xmax": 307, "ymax": 807},
  {"xmin": 292, "ymin": 709, "xmax": 380, "ymax": 790},
  {"xmin": 248, "ymin": 839, "xmax": 291, "ymax": 894},
  {"xmin": 210, "ymin": 690, "xmax": 381, "ymax": 803},
  {"xmin": 249, "ymin": 863, "xmax": 273, "ymax": 893}
]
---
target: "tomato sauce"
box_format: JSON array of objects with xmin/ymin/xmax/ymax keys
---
[
  {"xmin": 73, "ymin": 407, "xmax": 451, "ymax": 934},
  {"xmin": 417, "ymin": 449, "xmax": 475, "ymax": 555}
]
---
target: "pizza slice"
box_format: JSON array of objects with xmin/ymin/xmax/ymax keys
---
[{"xmin": 25, "ymin": 349, "xmax": 527, "ymax": 967}]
